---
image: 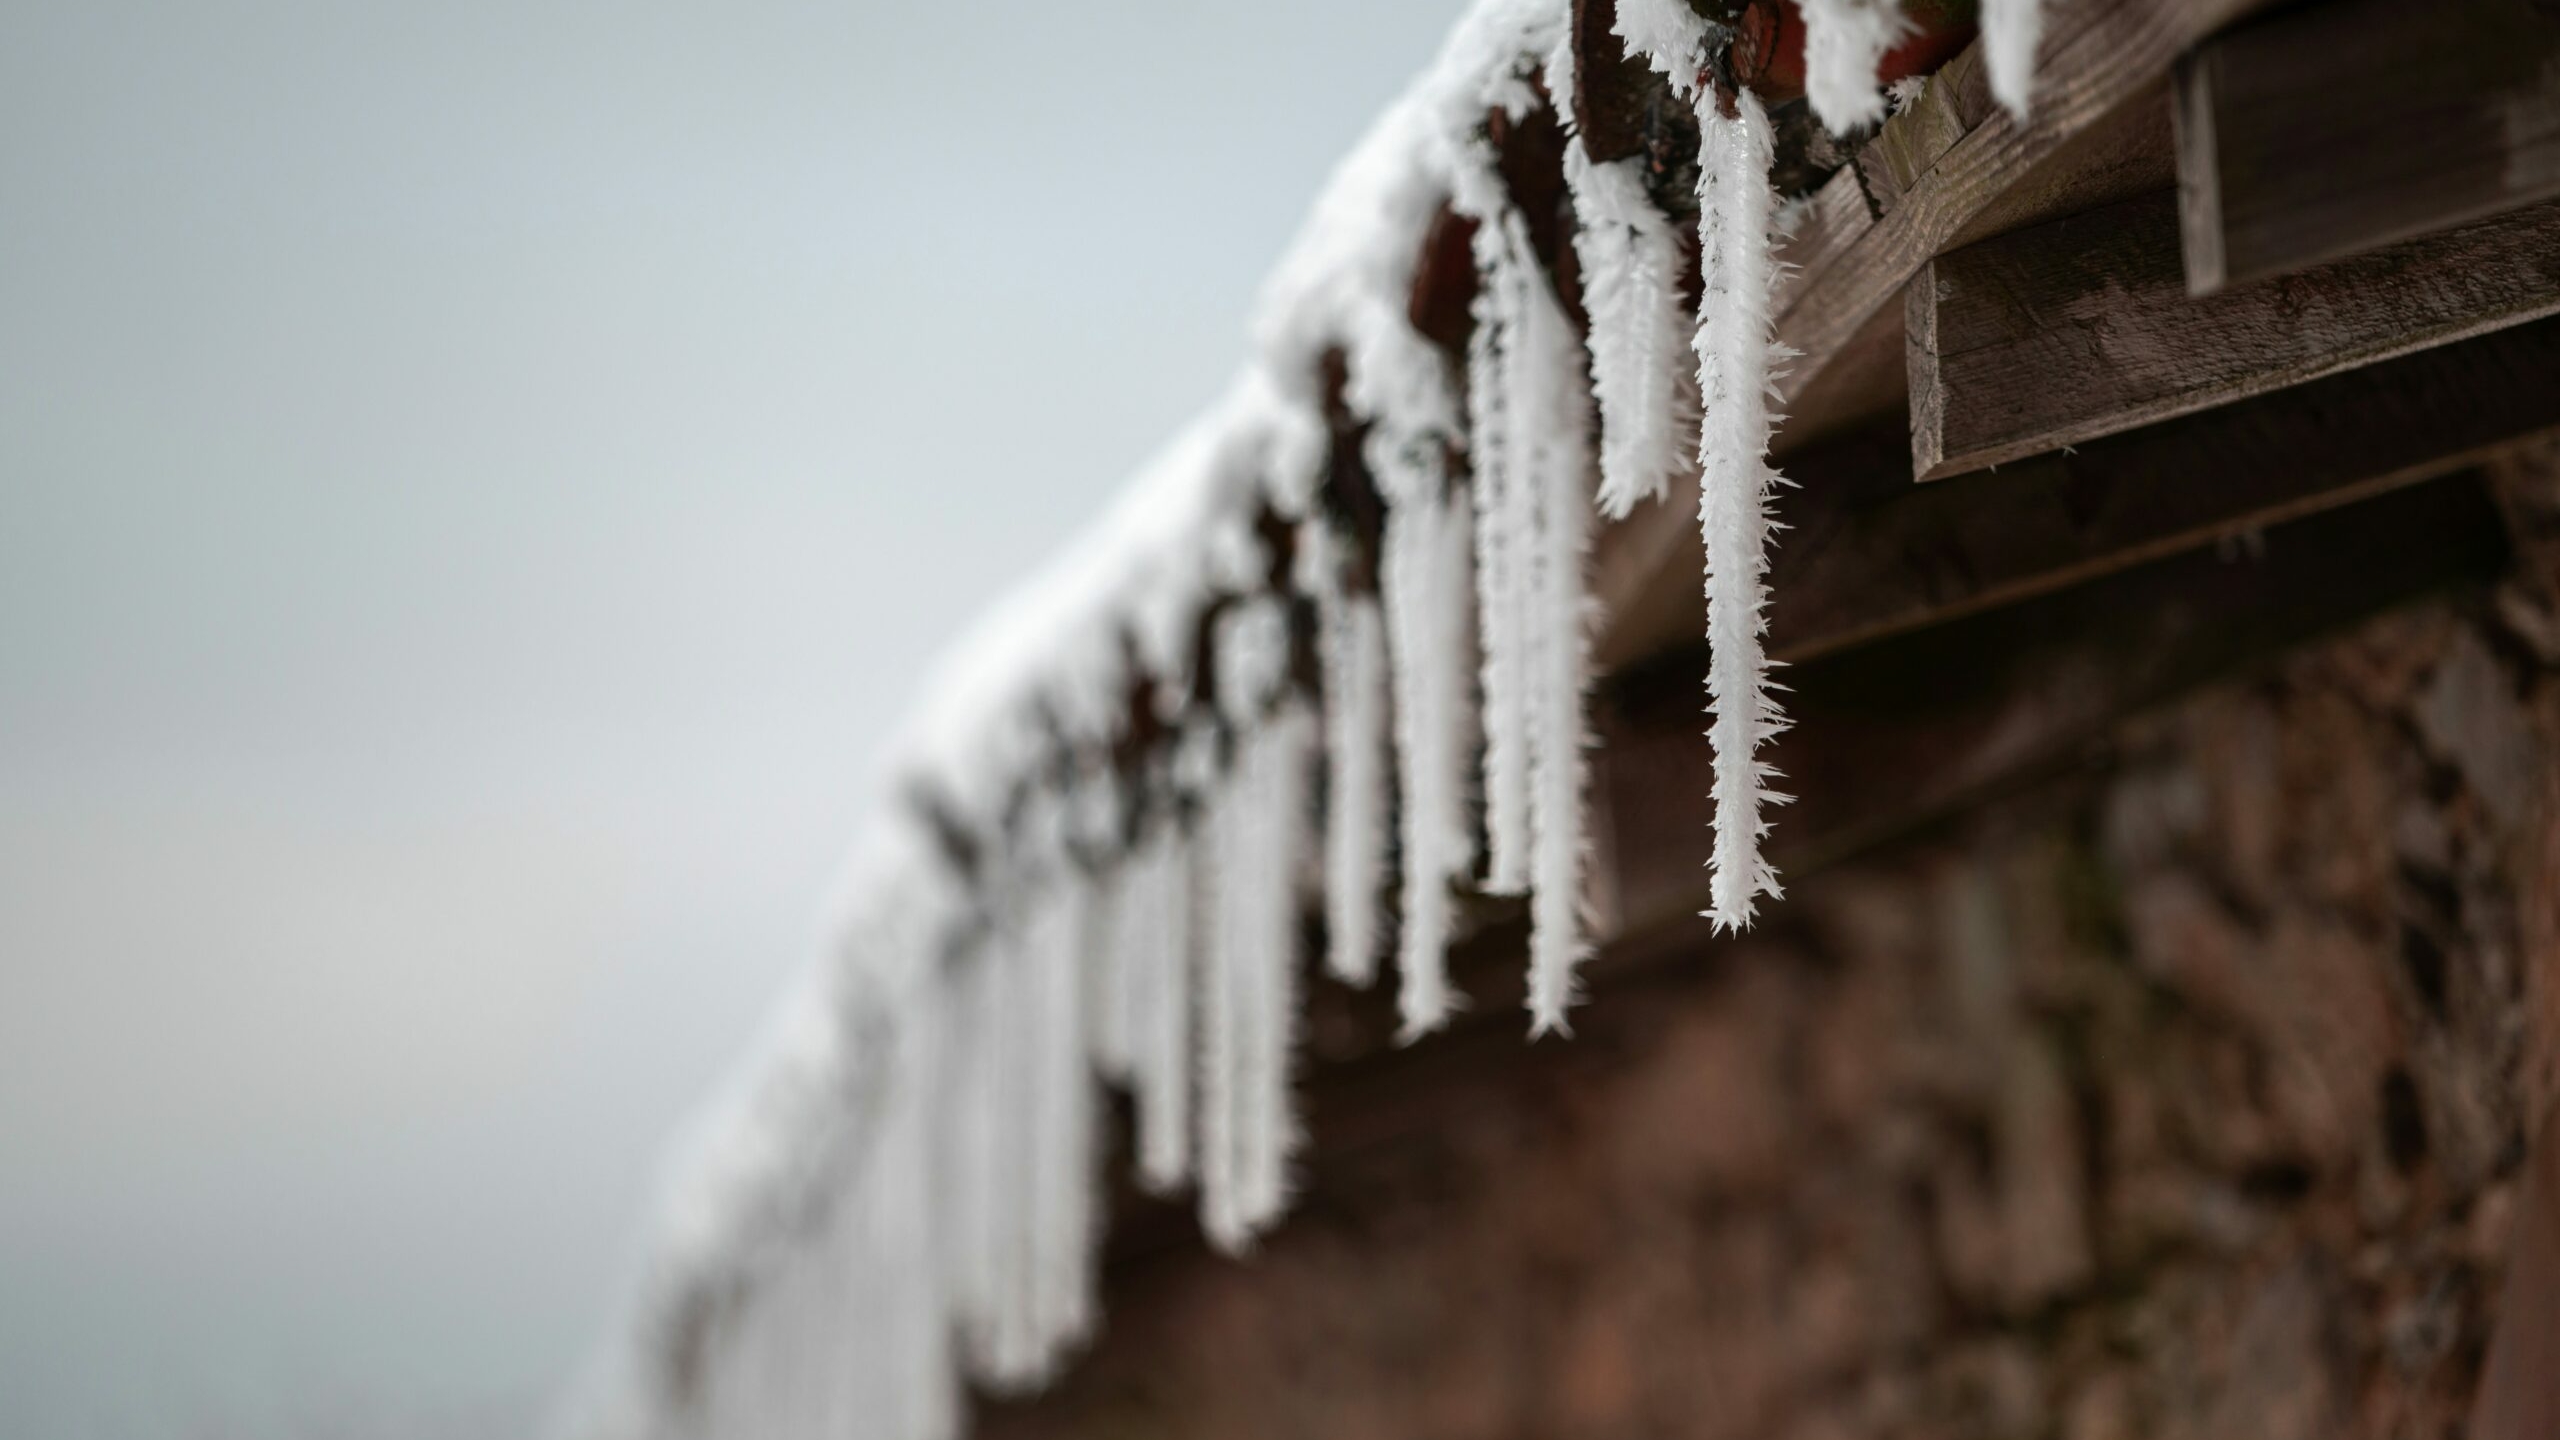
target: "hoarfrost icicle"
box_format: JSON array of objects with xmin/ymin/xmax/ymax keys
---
[
  {"xmin": 1116, "ymin": 785, "xmax": 1195, "ymax": 1193},
  {"xmin": 1564, "ymin": 142, "xmax": 1695, "ymax": 519},
  {"xmin": 1497, "ymin": 209, "xmax": 1599, "ymax": 1038},
  {"xmin": 1075, "ymin": 767, "xmax": 1135, "ymax": 1082},
  {"xmin": 864, "ymin": 999, "xmax": 957, "ymax": 1440},
  {"xmin": 1549, "ymin": 32, "xmax": 1691, "ymax": 520},
  {"xmin": 1021, "ymin": 849, "xmax": 1099, "ymax": 1364},
  {"xmin": 1465, "ymin": 221, "xmax": 1535, "ymax": 897},
  {"xmin": 1611, "ymin": 0, "xmax": 1714, "ymax": 94},
  {"xmin": 1799, "ymin": 0, "xmax": 1908, "ymax": 135},
  {"xmin": 1982, "ymin": 0, "xmax": 2046, "ymax": 119},
  {"xmin": 1693, "ymin": 87, "xmax": 1793, "ymax": 933},
  {"xmin": 1377, "ymin": 442, "xmax": 1476, "ymax": 1039},
  {"xmin": 1314, "ymin": 573, "xmax": 1390, "ymax": 989},
  {"xmin": 1198, "ymin": 599, "xmax": 1311, "ymax": 1252}
]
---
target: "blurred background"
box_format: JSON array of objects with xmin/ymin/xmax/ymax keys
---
[{"xmin": 0, "ymin": 2, "xmax": 1462, "ymax": 1434}]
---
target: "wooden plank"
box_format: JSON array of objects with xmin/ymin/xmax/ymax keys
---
[
  {"xmin": 1596, "ymin": 473, "xmax": 2513, "ymax": 940},
  {"xmin": 1593, "ymin": 0, "xmax": 2261, "ymax": 672},
  {"xmin": 1787, "ymin": 316, "xmax": 2560, "ymax": 661},
  {"xmin": 2174, "ymin": 0, "xmax": 2560, "ymax": 297},
  {"xmin": 1607, "ymin": 313, "xmax": 2560, "ymax": 682},
  {"xmin": 1908, "ymin": 191, "xmax": 2560, "ymax": 482},
  {"xmin": 2472, "ymin": 1103, "xmax": 2560, "ymax": 1440}
]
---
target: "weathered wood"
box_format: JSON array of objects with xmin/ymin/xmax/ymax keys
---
[
  {"xmin": 1593, "ymin": 0, "xmax": 2254, "ymax": 671},
  {"xmin": 2472, "ymin": 1104, "xmax": 2560, "ymax": 1440},
  {"xmin": 2174, "ymin": 0, "xmax": 2560, "ymax": 296},
  {"xmin": 1598, "ymin": 473, "xmax": 2512, "ymax": 939},
  {"xmin": 1908, "ymin": 191, "xmax": 2560, "ymax": 481},
  {"xmin": 1606, "ymin": 312, "xmax": 2560, "ymax": 679},
  {"xmin": 1786, "ymin": 315, "xmax": 2560, "ymax": 661}
]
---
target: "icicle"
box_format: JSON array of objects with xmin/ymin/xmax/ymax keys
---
[
  {"xmin": 1465, "ymin": 204, "xmax": 1535, "ymax": 896},
  {"xmin": 1022, "ymin": 847, "xmax": 1098, "ymax": 1368},
  {"xmin": 938, "ymin": 943, "xmax": 1013, "ymax": 1385},
  {"xmin": 1549, "ymin": 35, "xmax": 1693, "ymax": 520},
  {"xmin": 1075, "ymin": 766, "xmax": 1135, "ymax": 1082},
  {"xmin": 1799, "ymin": 0, "xmax": 1908, "ymax": 135},
  {"xmin": 1982, "ymin": 0, "xmax": 2045, "ymax": 119},
  {"xmin": 1194, "ymin": 750, "xmax": 1243, "ymax": 1245},
  {"xmin": 1197, "ymin": 599, "xmax": 1311, "ymax": 1251},
  {"xmin": 1694, "ymin": 87, "xmax": 1794, "ymax": 933},
  {"xmin": 1304, "ymin": 525, "xmax": 1391, "ymax": 988},
  {"xmin": 1120, "ymin": 811, "xmax": 1194, "ymax": 1193},
  {"xmin": 985, "ymin": 914, "xmax": 1045, "ymax": 1387},
  {"xmin": 1377, "ymin": 442, "xmax": 1477, "ymax": 1038},
  {"xmin": 1612, "ymin": 0, "xmax": 1714, "ymax": 95},
  {"xmin": 1496, "ymin": 209, "xmax": 1599, "ymax": 1038},
  {"xmin": 1564, "ymin": 143, "xmax": 1695, "ymax": 519},
  {"xmin": 862, "ymin": 996, "xmax": 958, "ymax": 1440},
  {"xmin": 1238, "ymin": 701, "xmax": 1314, "ymax": 1238}
]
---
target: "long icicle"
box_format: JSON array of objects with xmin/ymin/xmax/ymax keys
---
[
  {"xmin": 1309, "ymin": 526, "xmax": 1390, "ymax": 988},
  {"xmin": 1023, "ymin": 843, "xmax": 1097, "ymax": 1368},
  {"xmin": 1694, "ymin": 86, "xmax": 1793, "ymax": 932},
  {"xmin": 1467, "ymin": 214, "xmax": 1535, "ymax": 896},
  {"xmin": 1379, "ymin": 450, "xmax": 1475, "ymax": 1038},
  {"xmin": 1124, "ymin": 787, "xmax": 1194, "ymax": 1193},
  {"xmin": 1199, "ymin": 597, "xmax": 1302, "ymax": 1252},
  {"xmin": 1234, "ymin": 699, "xmax": 1314, "ymax": 1238},
  {"xmin": 1555, "ymin": 53, "xmax": 1693, "ymax": 520},
  {"xmin": 1501, "ymin": 207, "xmax": 1598, "ymax": 1037}
]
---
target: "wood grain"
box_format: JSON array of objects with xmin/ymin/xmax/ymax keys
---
[
  {"xmin": 2174, "ymin": 0, "xmax": 2560, "ymax": 295},
  {"xmin": 1909, "ymin": 191, "xmax": 2560, "ymax": 481}
]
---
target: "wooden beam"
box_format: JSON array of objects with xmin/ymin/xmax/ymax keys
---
[
  {"xmin": 1908, "ymin": 191, "xmax": 2560, "ymax": 482},
  {"xmin": 1786, "ymin": 315, "xmax": 2560, "ymax": 661},
  {"xmin": 1606, "ymin": 313, "xmax": 2560, "ymax": 681},
  {"xmin": 1594, "ymin": 0, "xmax": 2262, "ymax": 672},
  {"xmin": 2174, "ymin": 0, "xmax": 2560, "ymax": 297},
  {"xmin": 1597, "ymin": 472, "xmax": 2513, "ymax": 940}
]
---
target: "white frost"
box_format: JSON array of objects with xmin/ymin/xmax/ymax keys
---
[
  {"xmin": 1305, "ymin": 524, "xmax": 1392, "ymax": 988},
  {"xmin": 1464, "ymin": 202, "xmax": 1536, "ymax": 897},
  {"xmin": 1694, "ymin": 87, "xmax": 1794, "ymax": 933},
  {"xmin": 1565, "ymin": 143, "xmax": 1694, "ymax": 520},
  {"xmin": 1982, "ymin": 0, "xmax": 2046, "ymax": 120},
  {"xmin": 1800, "ymin": 0, "xmax": 1908, "ymax": 135}
]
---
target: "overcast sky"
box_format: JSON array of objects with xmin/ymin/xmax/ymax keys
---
[{"xmin": 0, "ymin": 3, "xmax": 1464, "ymax": 1434}]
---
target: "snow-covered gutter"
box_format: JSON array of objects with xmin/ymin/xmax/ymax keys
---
[{"xmin": 563, "ymin": 2, "xmax": 2047, "ymax": 1436}]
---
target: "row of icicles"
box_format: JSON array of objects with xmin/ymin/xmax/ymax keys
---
[{"xmin": 599, "ymin": 3, "xmax": 2049, "ymax": 1436}]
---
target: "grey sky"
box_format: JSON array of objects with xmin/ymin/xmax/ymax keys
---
[{"xmin": 0, "ymin": 2, "xmax": 1464, "ymax": 1434}]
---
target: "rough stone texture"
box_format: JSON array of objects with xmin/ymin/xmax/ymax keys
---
[{"xmin": 975, "ymin": 447, "xmax": 2560, "ymax": 1440}]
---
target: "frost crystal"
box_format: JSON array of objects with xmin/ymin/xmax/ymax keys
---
[
  {"xmin": 1799, "ymin": 0, "xmax": 1908, "ymax": 135},
  {"xmin": 1694, "ymin": 87, "xmax": 1794, "ymax": 933}
]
